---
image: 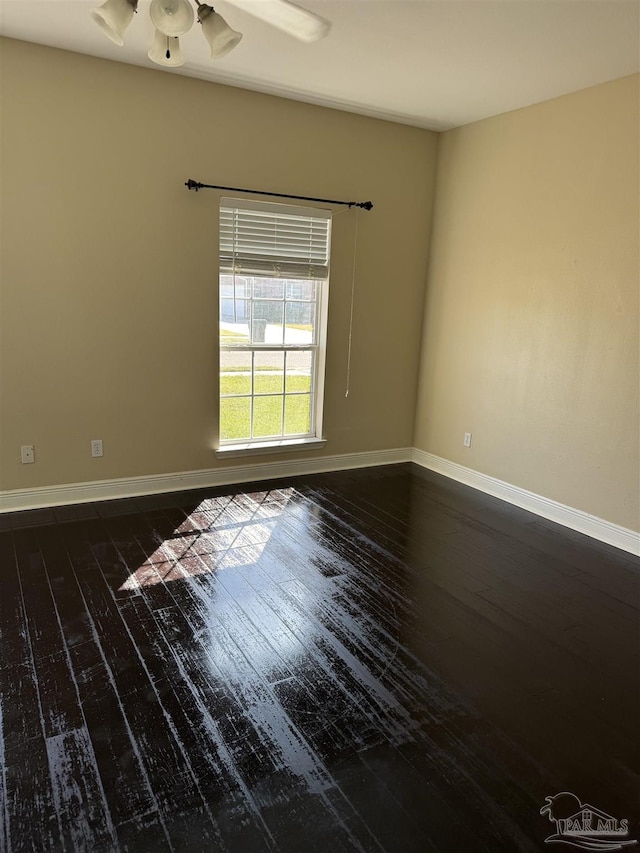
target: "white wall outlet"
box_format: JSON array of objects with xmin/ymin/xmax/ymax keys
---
[
  {"xmin": 464, "ymin": 432, "xmax": 472, "ymax": 447},
  {"xmin": 21, "ymin": 445, "xmax": 35, "ymax": 464},
  {"xmin": 91, "ymin": 439, "xmax": 104, "ymax": 458}
]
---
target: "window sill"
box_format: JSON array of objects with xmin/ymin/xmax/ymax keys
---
[{"xmin": 215, "ymin": 438, "xmax": 327, "ymax": 459}]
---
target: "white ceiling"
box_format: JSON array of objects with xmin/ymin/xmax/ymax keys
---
[{"xmin": 1, "ymin": 0, "xmax": 638, "ymax": 130}]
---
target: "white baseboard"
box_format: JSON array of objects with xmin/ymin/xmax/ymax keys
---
[
  {"xmin": 2, "ymin": 446, "xmax": 637, "ymax": 557},
  {"xmin": 0, "ymin": 447, "xmax": 412, "ymax": 514},
  {"xmin": 412, "ymin": 449, "xmax": 640, "ymax": 557}
]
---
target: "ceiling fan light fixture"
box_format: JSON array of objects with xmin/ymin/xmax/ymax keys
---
[
  {"xmin": 150, "ymin": 0, "xmax": 194, "ymax": 36},
  {"xmin": 198, "ymin": 5, "xmax": 243, "ymax": 59},
  {"xmin": 91, "ymin": 0, "xmax": 138, "ymax": 46},
  {"xmin": 91, "ymin": 0, "xmax": 324, "ymax": 66},
  {"xmin": 148, "ymin": 28, "xmax": 185, "ymax": 66}
]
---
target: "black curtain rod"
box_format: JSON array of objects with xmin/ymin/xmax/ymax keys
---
[{"xmin": 185, "ymin": 179, "xmax": 373, "ymax": 211}]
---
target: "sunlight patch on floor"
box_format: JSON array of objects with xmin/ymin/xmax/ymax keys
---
[{"xmin": 119, "ymin": 489, "xmax": 294, "ymax": 591}]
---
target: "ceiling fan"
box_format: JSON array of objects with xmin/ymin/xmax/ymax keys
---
[{"xmin": 91, "ymin": 0, "xmax": 331, "ymax": 67}]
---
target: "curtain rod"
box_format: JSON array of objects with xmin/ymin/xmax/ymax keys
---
[{"xmin": 185, "ymin": 179, "xmax": 373, "ymax": 211}]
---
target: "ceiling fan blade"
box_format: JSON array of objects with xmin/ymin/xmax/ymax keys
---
[{"xmin": 225, "ymin": 0, "xmax": 331, "ymax": 43}]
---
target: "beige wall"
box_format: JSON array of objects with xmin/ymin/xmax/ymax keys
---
[
  {"xmin": 414, "ymin": 75, "xmax": 639, "ymax": 531},
  {"xmin": 0, "ymin": 38, "xmax": 438, "ymax": 490}
]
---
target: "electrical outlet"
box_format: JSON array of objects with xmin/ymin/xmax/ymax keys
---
[
  {"xmin": 464, "ymin": 432, "xmax": 472, "ymax": 448},
  {"xmin": 21, "ymin": 445, "xmax": 35, "ymax": 464},
  {"xmin": 91, "ymin": 439, "xmax": 104, "ymax": 458}
]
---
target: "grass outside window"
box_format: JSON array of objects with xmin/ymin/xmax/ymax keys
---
[{"xmin": 220, "ymin": 372, "xmax": 312, "ymax": 440}]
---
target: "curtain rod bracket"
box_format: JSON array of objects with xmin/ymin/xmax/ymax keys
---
[{"xmin": 185, "ymin": 179, "xmax": 373, "ymax": 210}]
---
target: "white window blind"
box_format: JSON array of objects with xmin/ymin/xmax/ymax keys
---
[{"xmin": 220, "ymin": 198, "xmax": 331, "ymax": 280}]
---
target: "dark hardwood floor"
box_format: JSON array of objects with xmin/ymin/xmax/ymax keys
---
[{"xmin": 0, "ymin": 463, "xmax": 638, "ymax": 852}]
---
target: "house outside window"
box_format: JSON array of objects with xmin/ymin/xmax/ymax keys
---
[{"xmin": 218, "ymin": 199, "xmax": 331, "ymax": 452}]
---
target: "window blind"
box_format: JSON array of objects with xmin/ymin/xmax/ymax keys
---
[{"xmin": 220, "ymin": 198, "xmax": 331, "ymax": 280}]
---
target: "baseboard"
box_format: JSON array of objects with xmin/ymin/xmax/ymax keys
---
[
  {"xmin": 0, "ymin": 447, "xmax": 413, "ymax": 514},
  {"xmin": 3, "ymin": 447, "xmax": 637, "ymax": 557},
  {"xmin": 412, "ymin": 449, "xmax": 640, "ymax": 557}
]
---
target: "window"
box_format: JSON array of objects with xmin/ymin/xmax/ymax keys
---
[{"xmin": 218, "ymin": 198, "xmax": 331, "ymax": 452}]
